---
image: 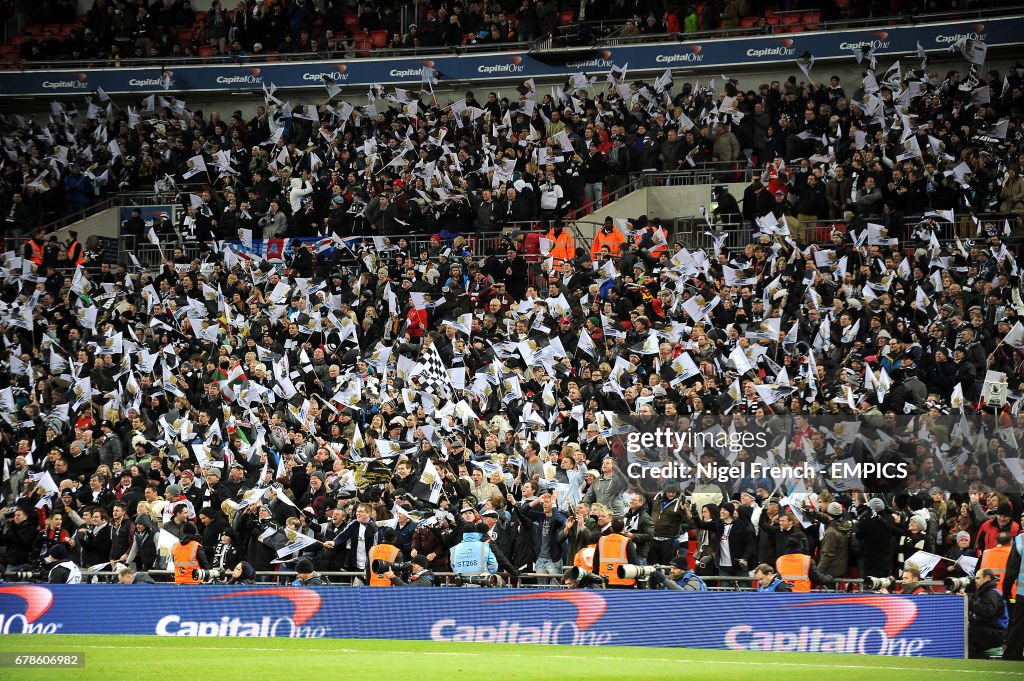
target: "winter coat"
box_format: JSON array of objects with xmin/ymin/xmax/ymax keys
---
[{"xmin": 818, "ymin": 519, "xmax": 852, "ymax": 577}]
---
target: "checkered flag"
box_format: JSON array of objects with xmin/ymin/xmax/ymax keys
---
[{"xmin": 413, "ymin": 342, "xmax": 455, "ymax": 402}]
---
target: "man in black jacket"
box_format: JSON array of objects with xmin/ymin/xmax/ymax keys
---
[
  {"xmin": 968, "ymin": 568, "xmax": 1009, "ymax": 658},
  {"xmin": 855, "ymin": 497, "xmax": 902, "ymax": 578},
  {"xmin": 624, "ymin": 494, "xmax": 656, "ymax": 565}
]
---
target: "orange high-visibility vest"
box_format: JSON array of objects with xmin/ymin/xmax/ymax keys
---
[
  {"xmin": 591, "ymin": 228, "xmax": 626, "ymax": 259},
  {"xmin": 574, "ymin": 544, "xmax": 596, "ymax": 571},
  {"xmin": 27, "ymin": 240, "xmax": 44, "ymax": 266},
  {"xmin": 67, "ymin": 241, "xmax": 85, "ymax": 266},
  {"xmin": 980, "ymin": 544, "xmax": 1012, "ymax": 596},
  {"xmin": 598, "ymin": 534, "xmax": 634, "ymax": 586},
  {"xmin": 776, "ymin": 553, "xmax": 812, "ymax": 592},
  {"xmin": 172, "ymin": 541, "xmax": 202, "ymax": 585},
  {"xmin": 368, "ymin": 544, "xmax": 399, "ymax": 587},
  {"xmin": 545, "ymin": 229, "xmax": 575, "ymax": 263}
]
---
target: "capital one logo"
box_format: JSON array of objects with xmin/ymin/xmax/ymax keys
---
[
  {"xmin": 746, "ymin": 39, "xmax": 795, "ymax": 58},
  {"xmin": 0, "ymin": 585, "xmax": 61, "ymax": 634},
  {"xmin": 656, "ymin": 45, "xmax": 703, "ymax": 64},
  {"xmin": 430, "ymin": 590, "xmax": 613, "ymax": 645},
  {"xmin": 156, "ymin": 588, "xmax": 327, "ymax": 638},
  {"xmin": 725, "ymin": 596, "xmax": 931, "ymax": 656},
  {"xmin": 934, "ymin": 24, "xmax": 986, "ymax": 44}
]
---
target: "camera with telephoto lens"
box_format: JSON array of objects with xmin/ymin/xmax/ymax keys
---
[
  {"xmin": 453, "ymin": 574, "xmax": 501, "ymax": 587},
  {"xmin": 864, "ymin": 576, "xmax": 896, "ymax": 591},
  {"xmin": 371, "ymin": 559, "xmax": 413, "ymax": 577},
  {"xmin": 565, "ymin": 566, "xmax": 607, "ymax": 588},
  {"xmin": 191, "ymin": 568, "xmax": 222, "ymax": 582},
  {"xmin": 617, "ymin": 564, "xmax": 658, "ymax": 581},
  {"xmin": 11, "ymin": 560, "xmax": 49, "ymax": 582},
  {"xmin": 945, "ymin": 576, "xmax": 974, "ymax": 594}
]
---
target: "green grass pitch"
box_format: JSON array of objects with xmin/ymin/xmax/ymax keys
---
[{"xmin": 0, "ymin": 635, "xmax": 1021, "ymax": 680}]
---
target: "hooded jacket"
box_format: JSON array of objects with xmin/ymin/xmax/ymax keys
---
[
  {"xmin": 289, "ymin": 177, "xmax": 314, "ymax": 213},
  {"xmin": 450, "ymin": 532, "xmax": 498, "ymax": 574},
  {"xmin": 818, "ymin": 517, "xmax": 852, "ymax": 578}
]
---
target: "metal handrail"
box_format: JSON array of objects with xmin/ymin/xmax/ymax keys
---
[
  {"xmin": 28, "ymin": 190, "xmax": 164, "ymax": 236},
  {"xmin": 542, "ymin": 5, "xmax": 1023, "ymax": 48},
  {"xmin": 667, "ymin": 211, "xmax": 1020, "ymax": 251},
  {"xmin": 4, "ymin": 4, "xmax": 1021, "ymax": 70},
  {"xmin": 64, "ymin": 565, "xmax": 952, "ymax": 592}
]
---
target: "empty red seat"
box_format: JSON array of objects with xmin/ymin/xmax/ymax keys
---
[
  {"xmin": 178, "ymin": 28, "xmax": 194, "ymax": 43},
  {"xmin": 787, "ymin": 25, "xmax": 805, "ymax": 32},
  {"xmin": 739, "ymin": 16, "xmax": 758, "ymax": 27},
  {"xmin": 198, "ymin": 45, "xmax": 215, "ymax": 57},
  {"xmin": 803, "ymin": 11, "xmax": 822, "ymax": 23},
  {"xmin": 558, "ymin": 10, "xmax": 574, "ymax": 25},
  {"xmin": 344, "ymin": 14, "xmax": 360, "ymax": 31},
  {"xmin": 370, "ymin": 29, "xmax": 388, "ymax": 47},
  {"xmin": 781, "ymin": 14, "xmax": 801, "ymax": 25}
]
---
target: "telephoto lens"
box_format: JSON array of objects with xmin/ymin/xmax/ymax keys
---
[
  {"xmin": 864, "ymin": 576, "xmax": 895, "ymax": 591},
  {"xmin": 944, "ymin": 576, "xmax": 973, "ymax": 593},
  {"xmin": 617, "ymin": 564, "xmax": 657, "ymax": 580}
]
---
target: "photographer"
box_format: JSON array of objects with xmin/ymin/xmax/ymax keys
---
[
  {"xmin": 754, "ymin": 564, "xmax": 793, "ymax": 592},
  {"xmin": 877, "ymin": 564, "xmax": 930, "ymax": 595},
  {"xmin": 366, "ymin": 529, "xmax": 402, "ymax": 587},
  {"xmin": 649, "ymin": 556, "xmax": 708, "ymax": 592},
  {"xmin": 45, "ymin": 544, "xmax": 82, "ymax": 584},
  {"xmin": 116, "ymin": 565, "xmax": 156, "ymax": 584},
  {"xmin": 291, "ymin": 558, "xmax": 324, "ymax": 586},
  {"xmin": 386, "ymin": 554, "xmax": 435, "ymax": 587},
  {"xmin": 171, "ymin": 522, "xmax": 211, "ymax": 585},
  {"xmin": 967, "ymin": 568, "xmax": 1009, "ymax": 659}
]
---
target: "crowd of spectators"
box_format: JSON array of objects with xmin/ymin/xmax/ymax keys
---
[
  {"xmin": 8, "ymin": 0, "xmax": 1021, "ymax": 65},
  {"xmin": 2, "ymin": 38, "xmax": 1022, "ymax": 247}
]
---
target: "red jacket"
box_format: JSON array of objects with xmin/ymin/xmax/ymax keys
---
[{"xmin": 976, "ymin": 517, "xmax": 1020, "ymax": 557}]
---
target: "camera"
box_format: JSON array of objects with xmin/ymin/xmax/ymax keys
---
[
  {"xmin": 371, "ymin": 559, "xmax": 412, "ymax": 576},
  {"xmin": 944, "ymin": 576, "xmax": 973, "ymax": 594},
  {"xmin": 453, "ymin": 574, "xmax": 501, "ymax": 587},
  {"xmin": 617, "ymin": 564, "xmax": 658, "ymax": 580},
  {"xmin": 9, "ymin": 560, "xmax": 48, "ymax": 582},
  {"xmin": 191, "ymin": 568, "xmax": 223, "ymax": 582},
  {"xmin": 864, "ymin": 576, "xmax": 896, "ymax": 591},
  {"xmin": 565, "ymin": 566, "xmax": 607, "ymax": 588}
]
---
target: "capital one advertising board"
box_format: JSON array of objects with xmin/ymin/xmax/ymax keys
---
[
  {"xmin": 2, "ymin": 16, "xmax": 1020, "ymax": 96},
  {"xmin": 0, "ymin": 586, "xmax": 965, "ymax": 658}
]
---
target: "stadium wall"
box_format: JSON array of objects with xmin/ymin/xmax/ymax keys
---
[{"xmin": 0, "ymin": 584, "xmax": 967, "ymax": 658}]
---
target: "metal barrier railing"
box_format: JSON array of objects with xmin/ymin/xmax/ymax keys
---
[
  {"xmin": 60, "ymin": 565, "xmax": 950, "ymax": 592},
  {"xmin": 667, "ymin": 212, "xmax": 1021, "ymax": 252}
]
